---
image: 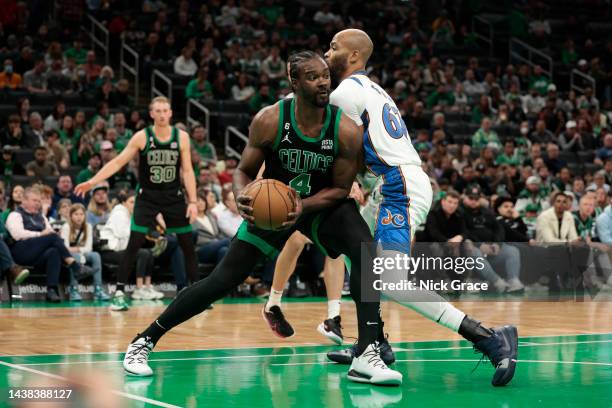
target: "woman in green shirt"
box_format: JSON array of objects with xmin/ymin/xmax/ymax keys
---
[{"xmin": 186, "ymin": 67, "xmax": 213, "ymax": 100}]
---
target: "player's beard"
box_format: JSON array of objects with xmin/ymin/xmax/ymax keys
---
[{"xmin": 329, "ymin": 55, "xmax": 348, "ymax": 86}]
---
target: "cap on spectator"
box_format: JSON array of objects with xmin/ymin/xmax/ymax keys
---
[
  {"xmin": 526, "ymin": 176, "xmax": 541, "ymax": 185},
  {"xmin": 547, "ymin": 84, "xmax": 557, "ymax": 92},
  {"xmin": 578, "ymin": 59, "xmax": 587, "ymax": 66},
  {"xmin": 566, "ymin": 120, "xmax": 577, "ymax": 129},
  {"xmin": 101, "ymin": 140, "xmax": 114, "ymax": 150},
  {"xmin": 465, "ymin": 184, "xmax": 482, "ymax": 198},
  {"xmin": 414, "ymin": 142, "xmax": 430, "ymax": 151},
  {"xmin": 2, "ymin": 145, "xmax": 17, "ymax": 153},
  {"xmin": 446, "ymin": 58, "xmax": 455, "ymax": 65},
  {"xmin": 525, "ymin": 203, "xmax": 539, "ymax": 213},
  {"xmin": 92, "ymin": 182, "xmax": 109, "ymax": 194}
]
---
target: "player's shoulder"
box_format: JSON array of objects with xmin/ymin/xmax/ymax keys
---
[
  {"xmin": 130, "ymin": 128, "xmax": 147, "ymax": 145},
  {"xmin": 336, "ymin": 111, "xmax": 360, "ymax": 141}
]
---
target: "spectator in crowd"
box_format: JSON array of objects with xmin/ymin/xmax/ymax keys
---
[
  {"xmin": 16, "ymin": 97, "xmax": 30, "ymax": 125},
  {"xmin": 544, "ymin": 143, "xmax": 566, "ymax": 175},
  {"xmin": 559, "ymin": 121, "xmax": 583, "ymax": 152},
  {"xmin": 190, "ymin": 124, "xmax": 217, "ymax": 164},
  {"xmin": 83, "ymin": 51, "xmax": 101, "ymax": 83},
  {"xmin": 0, "ymin": 214, "xmax": 29, "ymax": 285},
  {"xmin": 462, "ymin": 68, "xmax": 485, "ymax": 98},
  {"xmin": 193, "ymin": 191, "xmax": 230, "ymax": 266},
  {"xmin": 23, "ymin": 59, "xmax": 47, "ymax": 93},
  {"xmin": 47, "ymin": 60, "xmax": 73, "ymax": 94},
  {"xmin": 0, "ymin": 59, "xmax": 22, "ymax": 89},
  {"xmin": 530, "ymin": 120, "xmax": 555, "ymax": 145},
  {"xmin": 536, "ymin": 191, "xmax": 579, "ymax": 243},
  {"xmin": 471, "ymin": 117, "xmax": 501, "ymax": 151},
  {"xmin": 113, "ymin": 112, "xmax": 133, "ymax": 152},
  {"xmin": 217, "ymin": 188, "xmax": 242, "ymax": 237},
  {"xmin": 60, "ymin": 203, "xmax": 110, "ymax": 301},
  {"xmin": 515, "ymin": 176, "xmax": 550, "ymax": 214},
  {"xmin": 2, "ymin": 185, "xmax": 24, "ymax": 222},
  {"xmin": 596, "ymin": 193, "xmax": 612, "ymax": 244},
  {"xmin": 1, "ymin": 115, "xmax": 28, "ymax": 147},
  {"xmin": 26, "ymin": 146, "xmax": 60, "ymax": 178},
  {"xmin": 529, "ymin": 65, "xmax": 550, "ymax": 96},
  {"xmin": 174, "ymin": 47, "xmax": 198, "ymax": 77},
  {"xmin": 64, "ymin": 38, "xmax": 88, "ymax": 65},
  {"xmin": 86, "ymin": 182, "xmax": 111, "ymax": 225},
  {"xmin": 0, "ymin": 145, "xmax": 25, "ymax": 182},
  {"xmin": 6, "ymin": 187, "xmax": 91, "ymax": 302},
  {"xmin": 424, "ymin": 190, "xmax": 466, "ymax": 243},
  {"xmin": 231, "ymin": 72, "xmax": 255, "ymax": 102},
  {"xmin": 24, "ymin": 112, "xmax": 45, "ymax": 147},
  {"xmin": 44, "ymin": 101, "xmax": 66, "ymax": 132},
  {"xmin": 98, "ymin": 192, "xmax": 157, "ymax": 300},
  {"xmin": 51, "ymin": 175, "xmax": 84, "ymax": 215},
  {"xmin": 523, "ymin": 87, "xmax": 546, "ymax": 115},
  {"xmin": 261, "ymin": 46, "xmax": 286, "ymax": 82},
  {"xmin": 45, "ymin": 130, "xmax": 70, "ymax": 170},
  {"xmin": 462, "ymin": 184, "xmax": 524, "ymax": 292},
  {"xmin": 495, "ymin": 196, "xmax": 532, "ymax": 243},
  {"xmin": 185, "ymin": 67, "xmax": 213, "ymax": 100},
  {"xmin": 52, "ymin": 198, "xmax": 72, "ymax": 224},
  {"xmin": 77, "ymin": 153, "xmax": 102, "ymax": 184},
  {"xmin": 595, "ymin": 133, "xmax": 612, "ymax": 165},
  {"xmin": 587, "ymin": 171, "xmax": 610, "ymax": 193}
]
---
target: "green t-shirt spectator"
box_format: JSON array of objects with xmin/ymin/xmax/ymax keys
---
[
  {"xmin": 495, "ymin": 152, "xmax": 521, "ymax": 166},
  {"xmin": 249, "ymin": 89, "xmax": 276, "ymax": 113},
  {"xmin": 562, "ymin": 49, "xmax": 578, "ymax": 66},
  {"xmin": 471, "ymin": 128, "xmax": 501, "ymax": 150},
  {"xmin": 191, "ymin": 139, "xmax": 217, "ymax": 163},
  {"xmin": 529, "ymin": 74, "xmax": 550, "ymax": 96},
  {"xmin": 76, "ymin": 167, "xmax": 96, "ymax": 184},
  {"xmin": 186, "ymin": 79, "xmax": 213, "ymax": 100},
  {"xmin": 115, "ymin": 128, "xmax": 134, "ymax": 152},
  {"xmin": 64, "ymin": 47, "xmax": 88, "ymax": 65},
  {"xmin": 259, "ymin": 4, "xmax": 283, "ymax": 24},
  {"xmin": 426, "ymin": 90, "xmax": 455, "ymax": 109}
]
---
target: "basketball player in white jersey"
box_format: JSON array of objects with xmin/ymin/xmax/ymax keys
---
[{"xmin": 323, "ymin": 29, "xmax": 518, "ymax": 387}]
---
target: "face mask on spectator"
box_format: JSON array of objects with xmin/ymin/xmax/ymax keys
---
[
  {"xmin": 5, "ymin": 65, "xmax": 13, "ymax": 74},
  {"xmin": 520, "ymin": 126, "xmax": 529, "ymax": 135}
]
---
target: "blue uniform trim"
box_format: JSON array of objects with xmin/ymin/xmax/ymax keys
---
[
  {"xmin": 375, "ymin": 167, "xmax": 411, "ymax": 253},
  {"xmin": 350, "ymin": 77, "xmax": 363, "ymax": 87}
]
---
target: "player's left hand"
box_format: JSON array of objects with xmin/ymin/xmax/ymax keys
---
[
  {"xmin": 186, "ymin": 202, "xmax": 198, "ymax": 224},
  {"xmin": 281, "ymin": 188, "xmax": 302, "ymax": 229}
]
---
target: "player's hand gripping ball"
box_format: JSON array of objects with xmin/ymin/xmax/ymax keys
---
[{"xmin": 239, "ymin": 179, "xmax": 299, "ymax": 230}]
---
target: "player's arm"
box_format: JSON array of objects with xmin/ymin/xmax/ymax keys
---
[
  {"xmin": 233, "ymin": 104, "xmax": 279, "ymax": 222},
  {"xmin": 74, "ymin": 131, "xmax": 145, "ymax": 197},
  {"xmin": 300, "ymin": 115, "xmax": 362, "ymax": 215},
  {"xmin": 179, "ymin": 130, "xmax": 198, "ymax": 223}
]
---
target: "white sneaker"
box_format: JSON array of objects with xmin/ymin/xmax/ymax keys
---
[
  {"xmin": 146, "ymin": 286, "xmax": 164, "ymax": 300},
  {"xmin": 110, "ymin": 290, "xmax": 129, "ymax": 311},
  {"xmin": 347, "ymin": 343, "xmax": 402, "ymax": 386},
  {"xmin": 507, "ymin": 278, "xmax": 525, "ymax": 293},
  {"xmin": 132, "ymin": 287, "xmax": 156, "ymax": 300},
  {"xmin": 123, "ymin": 337, "xmax": 154, "ymax": 376},
  {"xmin": 493, "ymin": 279, "xmax": 510, "ymax": 292}
]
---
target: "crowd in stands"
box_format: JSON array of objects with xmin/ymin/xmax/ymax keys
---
[{"xmin": 1, "ymin": 1, "xmax": 612, "ymax": 302}]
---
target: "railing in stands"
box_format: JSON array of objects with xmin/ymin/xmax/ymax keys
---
[
  {"xmin": 81, "ymin": 14, "xmax": 109, "ymax": 65},
  {"xmin": 120, "ymin": 38, "xmax": 139, "ymax": 103},
  {"xmin": 151, "ymin": 69, "xmax": 172, "ymax": 100},
  {"xmin": 472, "ymin": 16, "xmax": 494, "ymax": 57},
  {"xmin": 186, "ymin": 99, "xmax": 211, "ymax": 141},
  {"xmin": 225, "ymin": 126, "xmax": 248, "ymax": 160},
  {"xmin": 509, "ymin": 38, "xmax": 553, "ymax": 79},
  {"xmin": 570, "ymin": 69, "xmax": 596, "ymax": 95}
]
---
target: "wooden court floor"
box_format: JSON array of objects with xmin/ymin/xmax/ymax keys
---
[{"xmin": 0, "ymin": 298, "xmax": 611, "ymax": 407}]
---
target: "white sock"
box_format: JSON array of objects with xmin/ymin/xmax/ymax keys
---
[
  {"xmin": 266, "ymin": 289, "xmax": 284, "ymax": 312},
  {"xmin": 327, "ymin": 299, "xmax": 341, "ymax": 319}
]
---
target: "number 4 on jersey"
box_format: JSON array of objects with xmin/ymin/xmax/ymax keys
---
[{"xmin": 289, "ymin": 173, "xmax": 311, "ymax": 196}]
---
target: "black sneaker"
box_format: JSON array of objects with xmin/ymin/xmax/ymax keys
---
[
  {"xmin": 473, "ymin": 325, "xmax": 518, "ymax": 386},
  {"xmin": 262, "ymin": 305, "xmax": 295, "ymax": 338},
  {"xmin": 327, "ymin": 336, "xmax": 395, "ymax": 365},
  {"xmin": 46, "ymin": 288, "xmax": 61, "ymax": 303},
  {"xmin": 317, "ymin": 315, "xmax": 344, "ymax": 344}
]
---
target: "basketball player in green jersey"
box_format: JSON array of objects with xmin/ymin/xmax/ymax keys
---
[
  {"xmin": 121, "ymin": 51, "xmax": 403, "ymax": 385},
  {"xmin": 75, "ymin": 96, "xmax": 199, "ymax": 311}
]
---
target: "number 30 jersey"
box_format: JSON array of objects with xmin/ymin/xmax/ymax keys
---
[
  {"xmin": 263, "ymin": 97, "xmax": 342, "ymax": 198},
  {"xmin": 139, "ymin": 126, "xmax": 182, "ymax": 191},
  {"xmin": 330, "ymin": 73, "xmax": 421, "ymax": 176}
]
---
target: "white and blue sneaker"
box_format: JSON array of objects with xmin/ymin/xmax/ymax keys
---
[
  {"xmin": 347, "ymin": 342, "xmax": 402, "ymax": 386},
  {"xmin": 123, "ymin": 336, "xmax": 154, "ymax": 376}
]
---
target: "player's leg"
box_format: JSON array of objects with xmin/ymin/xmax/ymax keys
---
[
  {"xmin": 261, "ymin": 231, "xmax": 309, "ymax": 338},
  {"xmin": 123, "ymin": 238, "xmax": 265, "ymax": 376},
  {"xmin": 162, "ymin": 199, "xmax": 200, "ymax": 284},
  {"xmin": 112, "ymin": 231, "xmax": 148, "ymax": 310},
  {"xmin": 317, "ymin": 256, "xmax": 345, "ymax": 344},
  {"xmin": 378, "ymin": 165, "xmax": 518, "ymax": 386},
  {"xmin": 309, "ymin": 200, "xmax": 402, "ymax": 385}
]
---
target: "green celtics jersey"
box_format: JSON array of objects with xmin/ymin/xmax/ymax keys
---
[
  {"xmin": 140, "ymin": 126, "xmax": 181, "ymax": 191},
  {"xmin": 263, "ymin": 98, "xmax": 342, "ymax": 198}
]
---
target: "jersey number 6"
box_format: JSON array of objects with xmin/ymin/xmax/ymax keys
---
[{"xmin": 382, "ymin": 103, "xmax": 408, "ymax": 139}]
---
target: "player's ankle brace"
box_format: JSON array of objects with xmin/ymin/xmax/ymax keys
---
[{"xmin": 458, "ymin": 316, "xmax": 493, "ymax": 343}]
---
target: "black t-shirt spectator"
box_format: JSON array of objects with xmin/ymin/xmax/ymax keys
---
[
  {"xmin": 496, "ymin": 215, "xmax": 530, "ymax": 242},
  {"xmin": 463, "ymin": 206, "xmax": 505, "ymax": 242},
  {"xmin": 424, "ymin": 204, "xmax": 467, "ymax": 242}
]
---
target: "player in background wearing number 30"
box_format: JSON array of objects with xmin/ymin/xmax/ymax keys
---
[{"xmin": 75, "ymin": 96, "xmax": 199, "ymax": 312}]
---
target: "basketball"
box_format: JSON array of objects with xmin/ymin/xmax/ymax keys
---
[{"xmin": 244, "ymin": 179, "xmax": 296, "ymax": 230}]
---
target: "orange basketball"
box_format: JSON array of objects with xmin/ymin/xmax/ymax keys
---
[{"xmin": 244, "ymin": 179, "xmax": 296, "ymax": 230}]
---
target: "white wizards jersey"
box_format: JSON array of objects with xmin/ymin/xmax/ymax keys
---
[{"xmin": 330, "ymin": 72, "xmax": 421, "ymax": 175}]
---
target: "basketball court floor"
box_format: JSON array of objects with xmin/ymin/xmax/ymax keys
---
[{"xmin": 1, "ymin": 298, "xmax": 611, "ymax": 407}]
